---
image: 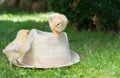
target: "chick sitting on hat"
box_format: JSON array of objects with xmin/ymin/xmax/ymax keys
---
[{"xmin": 49, "ymin": 13, "xmax": 68, "ymax": 37}]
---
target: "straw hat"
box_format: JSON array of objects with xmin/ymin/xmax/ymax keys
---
[{"xmin": 13, "ymin": 29, "xmax": 80, "ymax": 68}]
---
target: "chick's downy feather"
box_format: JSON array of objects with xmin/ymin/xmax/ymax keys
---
[
  {"xmin": 49, "ymin": 13, "xmax": 68, "ymax": 36},
  {"xmin": 3, "ymin": 29, "xmax": 32, "ymax": 65}
]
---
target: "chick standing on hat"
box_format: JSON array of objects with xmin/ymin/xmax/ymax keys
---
[
  {"xmin": 49, "ymin": 13, "xmax": 68, "ymax": 37},
  {"xmin": 3, "ymin": 29, "xmax": 32, "ymax": 66}
]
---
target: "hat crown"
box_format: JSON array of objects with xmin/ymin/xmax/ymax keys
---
[{"xmin": 22, "ymin": 29, "xmax": 72, "ymax": 68}]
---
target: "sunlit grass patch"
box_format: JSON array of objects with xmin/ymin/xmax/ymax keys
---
[{"xmin": 0, "ymin": 12, "xmax": 51, "ymax": 22}]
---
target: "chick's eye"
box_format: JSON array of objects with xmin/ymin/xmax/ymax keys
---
[{"xmin": 57, "ymin": 23, "xmax": 61, "ymax": 26}]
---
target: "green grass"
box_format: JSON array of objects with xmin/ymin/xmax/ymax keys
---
[{"xmin": 0, "ymin": 10, "xmax": 120, "ymax": 78}]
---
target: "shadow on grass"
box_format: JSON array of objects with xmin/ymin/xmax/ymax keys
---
[{"xmin": 0, "ymin": 7, "xmax": 51, "ymax": 15}]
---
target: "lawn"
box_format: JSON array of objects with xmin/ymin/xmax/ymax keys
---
[{"xmin": 0, "ymin": 10, "xmax": 120, "ymax": 78}]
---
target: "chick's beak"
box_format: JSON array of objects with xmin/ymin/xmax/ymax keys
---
[
  {"xmin": 51, "ymin": 23, "xmax": 56, "ymax": 31},
  {"xmin": 51, "ymin": 25, "xmax": 60, "ymax": 37}
]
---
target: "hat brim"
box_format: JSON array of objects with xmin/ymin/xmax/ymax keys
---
[{"xmin": 13, "ymin": 50, "xmax": 80, "ymax": 68}]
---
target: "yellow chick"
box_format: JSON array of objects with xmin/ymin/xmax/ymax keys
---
[
  {"xmin": 3, "ymin": 29, "xmax": 32, "ymax": 66},
  {"xmin": 49, "ymin": 13, "xmax": 68, "ymax": 37}
]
